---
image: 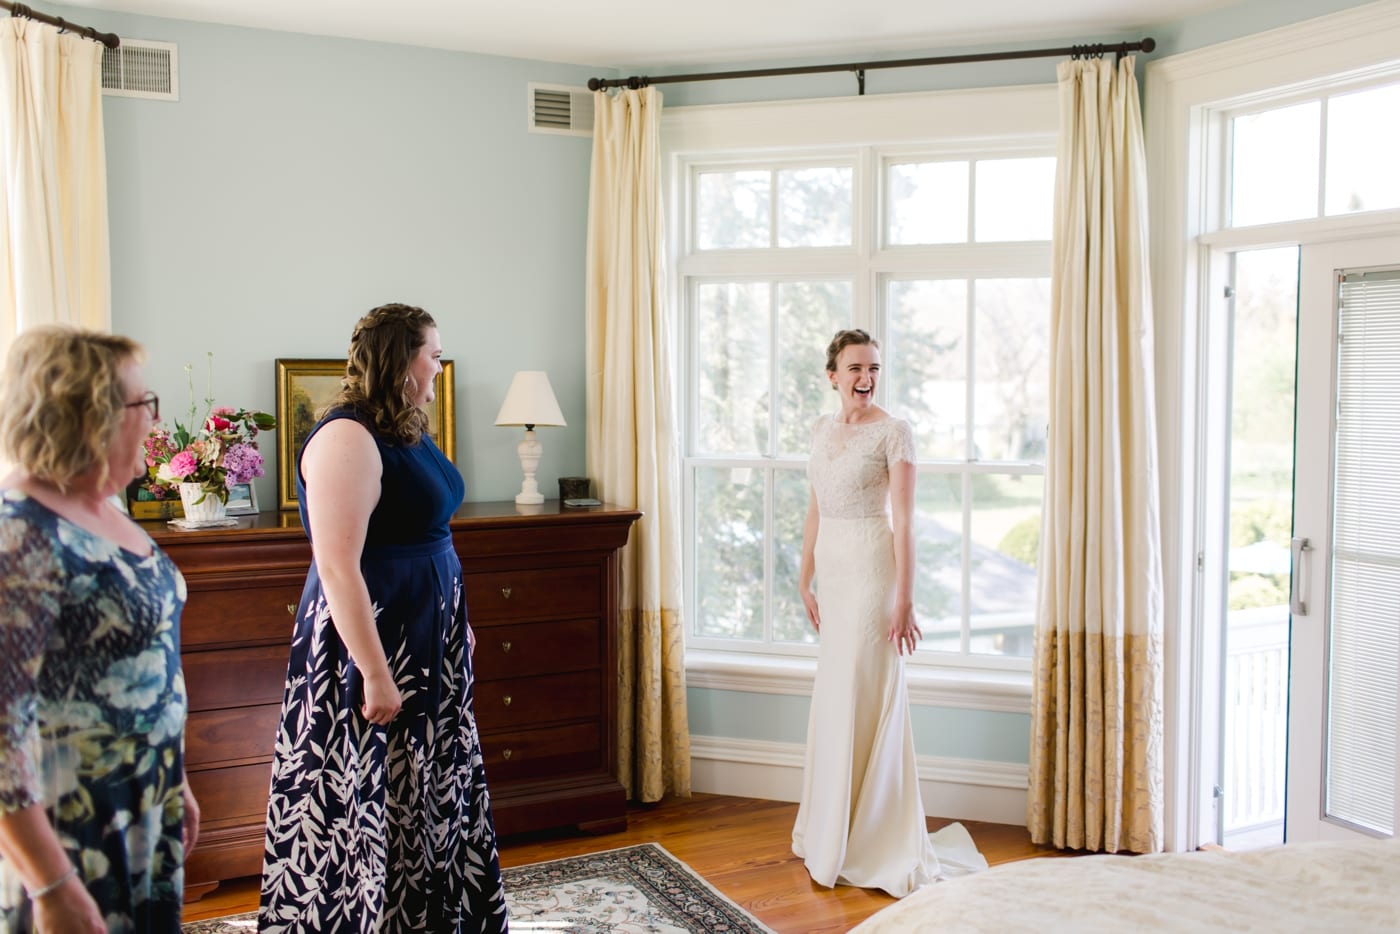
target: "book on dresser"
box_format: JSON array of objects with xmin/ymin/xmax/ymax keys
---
[{"xmin": 145, "ymin": 501, "xmax": 640, "ymax": 900}]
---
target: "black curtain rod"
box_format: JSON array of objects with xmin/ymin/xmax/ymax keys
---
[
  {"xmin": 2, "ymin": 0, "xmax": 119, "ymax": 49},
  {"xmin": 589, "ymin": 37, "xmax": 1155, "ymax": 95}
]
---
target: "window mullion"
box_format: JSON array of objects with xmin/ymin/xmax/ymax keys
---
[
  {"xmin": 963, "ymin": 279, "xmax": 977, "ymax": 655},
  {"xmin": 967, "ymin": 159, "xmax": 977, "ymax": 243},
  {"xmin": 962, "ymin": 472, "xmax": 973, "ymax": 655},
  {"xmin": 770, "ymin": 168, "xmax": 780, "ymax": 248},
  {"xmin": 766, "ymin": 282, "xmax": 781, "ymax": 646}
]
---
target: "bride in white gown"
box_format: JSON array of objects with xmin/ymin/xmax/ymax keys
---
[{"xmin": 792, "ymin": 329, "xmax": 987, "ymax": 898}]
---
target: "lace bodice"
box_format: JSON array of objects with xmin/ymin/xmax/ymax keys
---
[{"xmin": 807, "ymin": 414, "xmax": 917, "ymax": 519}]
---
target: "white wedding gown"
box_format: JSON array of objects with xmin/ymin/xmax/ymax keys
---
[{"xmin": 791, "ymin": 415, "xmax": 988, "ymax": 898}]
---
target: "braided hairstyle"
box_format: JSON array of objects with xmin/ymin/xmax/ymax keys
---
[{"xmin": 331, "ymin": 302, "xmax": 435, "ymax": 445}]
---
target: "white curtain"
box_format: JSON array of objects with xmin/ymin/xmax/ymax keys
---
[
  {"xmin": 0, "ymin": 17, "xmax": 111, "ymax": 353},
  {"xmin": 1027, "ymin": 56, "xmax": 1165, "ymax": 854},
  {"xmin": 584, "ymin": 86, "xmax": 690, "ymax": 803}
]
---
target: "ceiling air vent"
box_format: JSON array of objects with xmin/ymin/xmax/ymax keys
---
[
  {"xmin": 528, "ymin": 83, "xmax": 593, "ymax": 137},
  {"xmin": 101, "ymin": 39, "xmax": 178, "ymax": 101}
]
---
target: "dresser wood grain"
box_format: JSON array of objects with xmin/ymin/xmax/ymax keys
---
[{"xmin": 148, "ymin": 502, "xmax": 639, "ymax": 899}]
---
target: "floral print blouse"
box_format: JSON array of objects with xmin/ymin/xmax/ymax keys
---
[{"xmin": 0, "ymin": 490, "xmax": 188, "ymax": 932}]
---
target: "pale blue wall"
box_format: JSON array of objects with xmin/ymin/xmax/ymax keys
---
[
  {"xmin": 61, "ymin": 0, "xmax": 1376, "ymax": 778},
  {"xmin": 60, "ymin": 5, "xmax": 605, "ymax": 507}
]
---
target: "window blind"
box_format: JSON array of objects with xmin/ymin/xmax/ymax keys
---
[{"xmin": 1327, "ymin": 266, "xmax": 1400, "ymax": 835}]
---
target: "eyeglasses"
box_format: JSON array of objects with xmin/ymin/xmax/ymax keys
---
[{"xmin": 125, "ymin": 391, "xmax": 159, "ymax": 421}]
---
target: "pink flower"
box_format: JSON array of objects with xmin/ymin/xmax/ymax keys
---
[
  {"xmin": 143, "ymin": 429, "xmax": 176, "ymax": 467},
  {"xmin": 206, "ymin": 415, "xmax": 233, "ymax": 432},
  {"xmin": 212, "ymin": 406, "xmax": 235, "ymax": 417},
  {"xmin": 166, "ymin": 451, "xmax": 198, "ymax": 479}
]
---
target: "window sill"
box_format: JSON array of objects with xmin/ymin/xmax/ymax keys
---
[{"xmin": 685, "ymin": 650, "xmax": 1032, "ymax": 715}]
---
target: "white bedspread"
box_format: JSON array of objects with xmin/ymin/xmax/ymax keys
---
[{"xmin": 850, "ymin": 837, "xmax": 1400, "ymax": 933}]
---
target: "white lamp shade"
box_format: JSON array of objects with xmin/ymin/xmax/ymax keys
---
[{"xmin": 494, "ymin": 370, "xmax": 566, "ymax": 428}]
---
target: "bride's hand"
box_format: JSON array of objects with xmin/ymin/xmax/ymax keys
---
[
  {"xmin": 800, "ymin": 585, "xmax": 821, "ymax": 632},
  {"xmin": 888, "ymin": 602, "xmax": 921, "ymax": 655}
]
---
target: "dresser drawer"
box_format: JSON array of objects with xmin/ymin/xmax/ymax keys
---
[
  {"xmin": 183, "ymin": 644, "xmax": 288, "ymax": 712},
  {"xmin": 472, "ymin": 618, "xmax": 602, "ymax": 680},
  {"xmin": 482, "ymin": 722, "xmax": 602, "ymax": 782},
  {"xmin": 185, "ymin": 761, "xmax": 272, "ymax": 826},
  {"xmin": 465, "ymin": 566, "xmax": 599, "ymax": 621},
  {"xmin": 182, "ymin": 579, "xmax": 303, "ymax": 647},
  {"xmin": 185, "ymin": 703, "xmax": 282, "ymax": 768},
  {"xmin": 473, "ymin": 671, "xmax": 600, "ymax": 732}
]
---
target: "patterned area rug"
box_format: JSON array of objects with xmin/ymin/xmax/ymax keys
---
[{"xmin": 183, "ymin": 843, "xmax": 774, "ymax": 933}]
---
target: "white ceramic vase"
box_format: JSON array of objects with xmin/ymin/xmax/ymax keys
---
[{"xmin": 177, "ymin": 482, "xmax": 227, "ymax": 522}]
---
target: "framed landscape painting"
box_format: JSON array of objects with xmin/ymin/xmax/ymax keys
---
[{"xmin": 274, "ymin": 358, "xmax": 456, "ymax": 510}]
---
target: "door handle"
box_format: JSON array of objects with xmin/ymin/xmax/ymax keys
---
[{"xmin": 1290, "ymin": 537, "xmax": 1313, "ymax": 616}]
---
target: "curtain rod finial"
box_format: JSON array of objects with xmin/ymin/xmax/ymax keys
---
[
  {"xmin": 1140, "ymin": 37, "xmax": 1156, "ymax": 53},
  {"xmin": 587, "ymin": 77, "xmax": 603, "ymax": 91}
]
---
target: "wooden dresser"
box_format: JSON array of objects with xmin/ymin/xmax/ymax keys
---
[{"xmin": 147, "ymin": 502, "xmax": 639, "ymax": 899}]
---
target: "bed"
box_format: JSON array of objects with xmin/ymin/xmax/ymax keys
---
[{"xmin": 850, "ymin": 837, "xmax": 1400, "ymax": 932}]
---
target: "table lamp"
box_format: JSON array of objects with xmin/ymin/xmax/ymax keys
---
[{"xmin": 495, "ymin": 370, "xmax": 567, "ymax": 504}]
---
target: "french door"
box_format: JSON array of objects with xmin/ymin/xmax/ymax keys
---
[{"xmin": 1286, "ymin": 236, "xmax": 1400, "ymax": 842}]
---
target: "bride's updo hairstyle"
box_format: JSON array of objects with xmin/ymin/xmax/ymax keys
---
[
  {"xmin": 825, "ymin": 328, "xmax": 879, "ymax": 374},
  {"xmin": 333, "ymin": 302, "xmax": 435, "ymax": 446}
]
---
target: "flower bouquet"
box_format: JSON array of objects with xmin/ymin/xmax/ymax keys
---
[{"xmin": 140, "ymin": 357, "xmax": 276, "ymax": 512}]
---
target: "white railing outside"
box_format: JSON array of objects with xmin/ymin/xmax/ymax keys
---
[{"xmin": 1223, "ymin": 604, "xmax": 1289, "ymax": 846}]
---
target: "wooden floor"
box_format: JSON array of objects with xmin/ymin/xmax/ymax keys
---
[{"xmin": 183, "ymin": 793, "xmax": 1071, "ymax": 932}]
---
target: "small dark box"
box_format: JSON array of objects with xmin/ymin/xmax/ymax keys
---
[{"xmin": 559, "ymin": 476, "xmax": 591, "ymax": 502}]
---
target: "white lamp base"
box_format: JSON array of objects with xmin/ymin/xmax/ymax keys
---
[{"xmin": 514, "ymin": 428, "xmax": 545, "ymax": 505}]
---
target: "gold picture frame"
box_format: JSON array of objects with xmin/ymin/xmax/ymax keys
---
[{"xmin": 274, "ymin": 358, "xmax": 456, "ymax": 511}]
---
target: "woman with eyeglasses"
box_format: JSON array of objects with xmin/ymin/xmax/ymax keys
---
[{"xmin": 0, "ymin": 326, "xmax": 198, "ymax": 933}]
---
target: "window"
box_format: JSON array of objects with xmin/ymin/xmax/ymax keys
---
[
  {"xmin": 679, "ymin": 133, "xmax": 1054, "ymax": 668},
  {"xmin": 1228, "ymin": 77, "xmax": 1400, "ymax": 227}
]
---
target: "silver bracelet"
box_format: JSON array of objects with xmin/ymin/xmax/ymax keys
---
[{"xmin": 28, "ymin": 865, "xmax": 78, "ymax": 900}]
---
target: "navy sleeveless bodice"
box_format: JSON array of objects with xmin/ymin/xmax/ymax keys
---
[{"xmin": 295, "ymin": 407, "xmax": 465, "ymax": 546}]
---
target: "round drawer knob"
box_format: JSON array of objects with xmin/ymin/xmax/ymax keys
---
[
  {"xmin": 501, "ymin": 641, "xmax": 512, "ymax": 654},
  {"xmin": 502, "ymin": 695, "xmax": 512, "ymax": 707},
  {"xmin": 501, "ymin": 586, "xmax": 512, "ymax": 599},
  {"xmin": 502, "ymin": 749, "xmax": 513, "ymax": 760}
]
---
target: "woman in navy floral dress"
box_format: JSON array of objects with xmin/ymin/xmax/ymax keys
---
[
  {"xmin": 0, "ymin": 327, "xmax": 198, "ymax": 933},
  {"xmin": 260, "ymin": 304, "xmax": 507, "ymax": 932}
]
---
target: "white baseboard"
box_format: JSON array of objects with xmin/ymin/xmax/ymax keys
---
[{"xmin": 690, "ymin": 734, "xmax": 1029, "ymax": 826}]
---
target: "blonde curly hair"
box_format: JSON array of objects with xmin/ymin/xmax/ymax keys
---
[{"xmin": 0, "ymin": 326, "xmax": 144, "ymax": 491}]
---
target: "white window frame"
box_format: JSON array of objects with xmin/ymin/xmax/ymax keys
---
[
  {"xmin": 1146, "ymin": 0, "xmax": 1400, "ymax": 852},
  {"xmin": 663, "ymin": 84, "xmax": 1058, "ymax": 704}
]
